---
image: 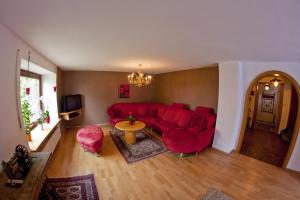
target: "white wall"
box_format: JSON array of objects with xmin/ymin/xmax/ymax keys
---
[
  {"xmin": 214, "ymin": 61, "xmax": 300, "ymax": 171},
  {"xmin": 42, "ymin": 74, "xmax": 58, "ymax": 123},
  {"xmin": 0, "ymin": 23, "xmax": 57, "ymax": 164}
]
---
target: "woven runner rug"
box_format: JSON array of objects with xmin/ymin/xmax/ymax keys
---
[
  {"xmin": 200, "ymin": 188, "xmax": 233, "ymax": 200},
  {"xmin": 110, "ymin": 129, "xmax": 167, "ymax": 163},
  {"xmin": 40, "ymin": 174, "xmax": 99, "ymax": 200}
]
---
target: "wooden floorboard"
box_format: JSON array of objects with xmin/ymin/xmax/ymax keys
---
[{"xmin": 46, "ymin": 126, "xmax": 300, "ymax": 200}]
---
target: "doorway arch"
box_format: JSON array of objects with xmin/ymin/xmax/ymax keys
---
[{"xmin": 236, "ymin": 70, "xmax": 300, "ymax": 168}]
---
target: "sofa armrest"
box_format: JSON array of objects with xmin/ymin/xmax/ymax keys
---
[
  {"xmin": 194, "ymin": 128, "xmax": 215, "ymax": 140},
  {"xmin": 107, "ymin": 105, "xmax": 115, "ymax": 118}
]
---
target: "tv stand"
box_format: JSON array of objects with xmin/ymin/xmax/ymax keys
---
[{"xmin": 60, "ymin": 109, "xmax": 83, "ymax": 120}]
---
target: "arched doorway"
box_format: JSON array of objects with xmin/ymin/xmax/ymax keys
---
[{"xmin": 236, "ymin": 71, "xmax": 300, "ymax": 168}]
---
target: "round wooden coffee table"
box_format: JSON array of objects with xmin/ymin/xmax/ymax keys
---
[{"xmin": 115, "ymin": 121, "xmax": 146, "ymax": 144}]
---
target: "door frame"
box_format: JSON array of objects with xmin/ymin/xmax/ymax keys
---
[{"xmin": 236, "ymin": 70, "xmax": 300, "ymax": 168}]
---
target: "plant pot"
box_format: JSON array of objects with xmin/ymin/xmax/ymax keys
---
[
  {"xmin": 45, "ymin": 116, "xmax": 50, "ymax": 124},
  {"xmin": 26, "ymin": 134, "xmax": 32, "ymax": 141},
  {"xmin": 129, "ymin": 120, "xmax": 135, "ymax": 125}
]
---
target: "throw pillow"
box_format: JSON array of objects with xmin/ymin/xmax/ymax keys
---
[
  {"xmin": 146, "ymin": 108, "xmax": 158, "ymax": 117},
  {"xmin": 189, "ymin": 114, "xmax": 207, "ymax": 131},
  {"xmin": 113, "ymin": 109, "xmax": 123, "ymax": 117}
]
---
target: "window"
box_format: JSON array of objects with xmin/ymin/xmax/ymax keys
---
[{"xmin": 20, "ymin": 70, "xmax": 42, "ymax": 125}]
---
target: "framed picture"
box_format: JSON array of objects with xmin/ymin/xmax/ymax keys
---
[
  {"xmin": 119, "ymin": 84, "xmax": 130, "ymax": 98},
  {"xmin": 261, "ymin": 92, "xmax": 275, "ymax": 114}
]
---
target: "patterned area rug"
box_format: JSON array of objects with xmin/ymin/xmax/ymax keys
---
[
  {"xmin": 40, "ymin": 174, "xmax": 99, "ymax": 200},
  {"xmin": 200, "ymin": 188, "xmax": 233, "ymax": 200},
  {"xmin": 110, "ymin": 129, "xmax": 168, "ymax": 163}
]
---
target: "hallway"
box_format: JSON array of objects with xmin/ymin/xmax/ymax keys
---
[{"xmin": 240, "ymin": 122, "xmax": 289, "ymax": 167}]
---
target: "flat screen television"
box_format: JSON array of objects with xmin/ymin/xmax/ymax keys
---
[{"xmin": 61, "ymin": 94, "xmax": 82, "ymax": 112}]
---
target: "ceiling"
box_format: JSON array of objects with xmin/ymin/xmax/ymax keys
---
[{"xmin": 0, "ymin": 0, "xmax": 299, "ymax": 74}]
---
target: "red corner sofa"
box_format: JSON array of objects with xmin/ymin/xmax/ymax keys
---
[{"xmin": 107, "ymin": 102, "xmax": 216, "ymax": 154}]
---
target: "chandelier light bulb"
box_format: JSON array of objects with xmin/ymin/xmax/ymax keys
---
[
  {"xmin": 273, "ymin": 80, "xmax": 279, "ymax": 87},
  {"xmin": 264, "ymin": 84, "xmax": 270, "ymax": 91},
  {"xmin": 127, "ymin": 64, "xmax": 153, "ymax": 87}
]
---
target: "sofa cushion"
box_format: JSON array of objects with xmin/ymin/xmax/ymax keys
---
[
  {"xmin": 136, "ymin": 104, "xmax": 148, "ymax": 116},
  {"xmin": 171, "ymin": 103, "xmax": 189, "ymax": 109},
  {"xmin": 115, "ymin": 104, "xmax": 137, "ymax": 117},
  {"xmin": 113, "ymin": 108, "xmax": 123, "ymax": 118},
  {"xmin": 203, "ymin": 113, "xmax": 217, "ymax": 129},
  {"xmin": 157, "ymin": 104, "xmax": 168, "ymax": 119},
  {"xmin": 161, "ymin": 107, "xmax": 178, "ymax": 123},
  {"xmin": 175, "ymin": 110, "xmax": 192, "ymax": 128},
  {"xmin": 151, "ymin": 119, "xmax": 176, "ymax": 133},
  {"xmin": 195, "ymin": 106, "xmax": 214, "ymax": 114},
  {"xmin": 145, "ymin": 108, "xmax": 158, "ymax": 117},
  {"xmin": 189, "ymin": 114, "xmax": 207, "ymax": 132}
]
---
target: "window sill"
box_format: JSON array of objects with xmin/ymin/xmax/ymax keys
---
[{"xmin": 28, "ymin": 119, "xmax": 61, "ymax": 152}]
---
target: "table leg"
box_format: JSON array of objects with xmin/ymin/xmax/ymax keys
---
[{"xmin": 125, "ymin": 131, "xmax": 136, "ymax": 144}]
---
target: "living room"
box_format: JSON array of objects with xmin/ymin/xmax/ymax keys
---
[{"xmin": 1, "ymin": 1, "xmax": 300, "ymax": 200}]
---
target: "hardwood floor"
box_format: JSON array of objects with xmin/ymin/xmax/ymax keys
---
[
  {"xmin": 46, "ymin": 126, "xmax": 300, "ymax": 200},
  {"xmin": 240, "ymin": 122, "xmax": 289, "ymax": 167}
]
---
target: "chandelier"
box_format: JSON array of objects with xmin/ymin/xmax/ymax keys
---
[{"xmin": 127, "ymin": 64, "xmax": 153, "ymax": 87}]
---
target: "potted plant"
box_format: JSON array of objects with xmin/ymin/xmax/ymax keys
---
[
  {"xmin": 37, "ymin": 115, "xmax": 45, "ymax": 130},
  {"xmin": 44, "ymin": 110, "xmax": 50, "ymax": 124},
  {"xmin": 21, "ymin": 100, "xmax": 32, "ymax": 141},
  {"xmin": 127, "ymin": 112, "xmax": 136, "ymax": 125}
]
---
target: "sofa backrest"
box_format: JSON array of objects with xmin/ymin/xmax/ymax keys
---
[
  {"xmin": 188, "ymin": 112, "xmax": 216, "ymax": 131},
  {"xmin": 108, "ymin": 103, "xmax": 137, "ymax": 118},
  {"xmin": 171, "ymin": 103, "xmax": 189, "ymax": 109},
  {"xmin": 160, "ymin": 107, "xmax": 193, "ymax": 128},
  {"xmin": 195, "ymin": 106, "xmax": 214, "ymax": 114},
  {"xmin": 108, "ymin": 103, "xmax": 164, "ymax": 118}
]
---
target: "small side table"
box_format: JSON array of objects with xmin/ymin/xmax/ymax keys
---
[{"xmin": 115, "ymin": 121, "xmax": 145, "ymax": 144}]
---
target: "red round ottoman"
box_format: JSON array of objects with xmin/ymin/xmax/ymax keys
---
[{"xmin": 76, "ymin": 125, "xmax": 104, "ymax": 154}]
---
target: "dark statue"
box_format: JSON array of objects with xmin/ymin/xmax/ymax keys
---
[{"xmin": 1, "ymin": 144, "xmax": 33, "ymax": 186}]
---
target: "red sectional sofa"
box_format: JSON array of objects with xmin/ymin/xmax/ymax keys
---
[{"xmin": 107, "ymin": 102, "xmax": 216, "ymax": 154}]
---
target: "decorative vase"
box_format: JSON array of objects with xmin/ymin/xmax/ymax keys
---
[
  {"xmin": 25, "ymin": 87, "xmax": 30, "ymax": 95},
  {"xmin": 45, "ymin": 116, "xmax": 50, "ymax": 124},
  {"xmin": 39, "ymin": 124, "xmax": 44, "ymax": 131},
  {"xmin": 129, "ymin": 120, "xmax": 135, "ymax": 125},
  {"xmin": 26, "ymin": 134, "xmax": 32, "ymax": 141}
]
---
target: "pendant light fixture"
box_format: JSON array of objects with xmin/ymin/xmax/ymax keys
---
[
  {"xmin": 25, "ymin": 51, "xmax": 31, "ymax": 95},
  {"xmin": 270, "ymin": 76, "xmax": 282, "ymax": 87},
  {"xmin": 127, "ymin": 64, "xmax": 153, "ymax": 87},
  {"xmin": 264, "ymin": 83, "xmax": 270, "ymax": 91}
]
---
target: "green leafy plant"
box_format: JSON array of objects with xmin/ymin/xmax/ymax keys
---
[
  {"xmin": 21, "ymin": 100, "xmax": 32, "ymax": 135},
  {"xmin": 37, "ymin": 110, "xmax": 50, "ymax": 126},
  {"xmin": 127, "ymin": 112, "xmax": 135, "ymax": 124},
  {"xmin": 43, "ymin": 110, "xmax": 49, "ymax": 118}
]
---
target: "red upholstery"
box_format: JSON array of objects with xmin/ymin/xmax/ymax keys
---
[
  {"xmin": 171, "ymin": 103, "xmax": 189, "ymax": 109},
  {"xmin": 76, "ymin": 125, "xmax": 104, "ymax": 153},
  {"xmin": 107, "ymin": 102, "xmax": 216, "ymax": 153},
  {"xmin": 162, "ymin": 127, "xmax": 215, "ymax": 153},
  {"xmin": 195, "ymin": 106, "xmax": 214, "ymax": 114}
]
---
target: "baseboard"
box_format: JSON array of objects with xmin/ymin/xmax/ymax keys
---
[
  {"xmin": 285, "ymin": 167, "xmax": 300, "ymax": 175},
  {"xmin": 211, "ymin": 147, "xmax": 231, "ymax": 155}
]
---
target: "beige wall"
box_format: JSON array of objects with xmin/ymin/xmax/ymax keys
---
[
  {"xmin": 154, "ymin": 66, "xmax": 219, "ymax": 112},
  {"xmin": 62, "ymin": 71, "xmax": 155, "ymax": 126},
  {"xmin": 61, "ymin": 67, "xmax": 219, "ymax": 126}
]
